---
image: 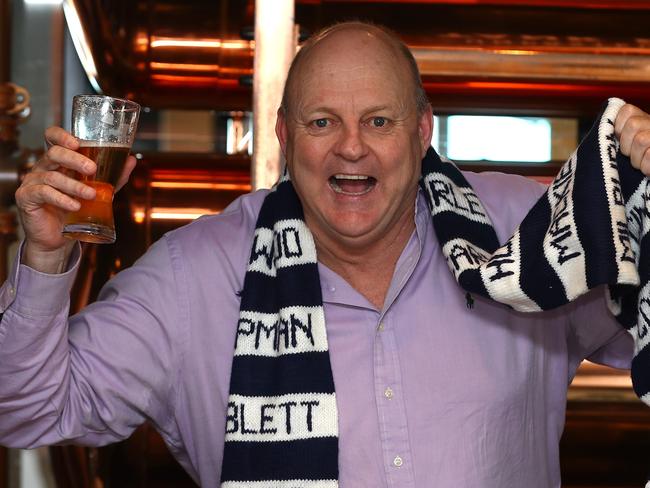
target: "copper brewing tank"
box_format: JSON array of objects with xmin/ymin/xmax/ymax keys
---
[
  {"xmin": 68, "ymin": 0, "xmax": 255, "ymax": 110},
  {"xmin": 67, "ymin": 0, "xmax": 650, "ymax": 115}
]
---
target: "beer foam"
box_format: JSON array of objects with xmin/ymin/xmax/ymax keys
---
[{"xmin": 78, "ymin": 140, "xmax": 131, "ymax": 149}]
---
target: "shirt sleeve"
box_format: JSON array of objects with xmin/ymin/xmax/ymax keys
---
[
  {"xmin": 454, "ymin": 172, "xmax": 632, "ymax": 383},
  {"xmin": 566, "ymin": 286, "xmax": 634, "ymax": 379},
  {"xmin": 0, "ymin": 235, "xmax": 186, "ymax": 449}
]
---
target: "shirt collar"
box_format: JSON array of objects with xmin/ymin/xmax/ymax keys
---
[{"xmin": 319, "ymin": 189, "xmax": 430, "ymax": 308}]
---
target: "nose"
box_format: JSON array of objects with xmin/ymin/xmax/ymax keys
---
[{"xmin": 334, "ymin": 124, "xmax": 368, "ymax": 161}]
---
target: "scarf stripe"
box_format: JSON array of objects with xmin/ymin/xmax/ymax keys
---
[
  {"xmin": 575, "ymin": 133, "xmax": 619, "ymax": 287},
  {"xmin": 516, "ymin": 199, "xmax": 568, "ymax": 309},
  {"xmin": 240, "ymin": 272, "xmax": 323, "ymax": 312},
  {"xmin": 222, "ymin": 480, "xmax": 338, "ymax": 488},
  {"xmin": 636, "ymin": 352, "xmax": 650, "ymax": 399},
  {"xmin": 221, "ymin": 97, "xmax": 649, "ymax": 485},
  {"xmin": 545, "ymin": 155, "xmax": 589, "ymax": 300},
  {"xmin": 229, "ymin": 354, "xmax": 336, "ymax": 396},
  {"xmin": 221, "ymin": 437, "xmax": 339, "ymax": 481}
]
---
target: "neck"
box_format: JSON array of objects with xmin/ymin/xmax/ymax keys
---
[{"xmin": 312, "ymin": 208, "xmax": 416, "ymax": 310}]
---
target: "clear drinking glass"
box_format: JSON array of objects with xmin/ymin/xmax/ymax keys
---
[{"xmin": 62, "ymin": 95, "xmax": 140, "ymax": 243}]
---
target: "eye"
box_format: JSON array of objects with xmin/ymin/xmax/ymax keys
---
[
  {"xmin": 311, "ymin": 118, "xmax": 329, "ymax": 129},
  {"xmin": 371, "ymin": 116, "xmax": 387, "ymax": 128}
]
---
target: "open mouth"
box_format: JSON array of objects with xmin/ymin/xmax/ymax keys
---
[{"xmin": 328, "ymin": 174, "xmax": 377, "ymax": 196}]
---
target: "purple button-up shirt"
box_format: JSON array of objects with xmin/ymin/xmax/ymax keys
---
[{"xmin": 0, "ymin": 171, "xmax": 632, "ymax": 487}]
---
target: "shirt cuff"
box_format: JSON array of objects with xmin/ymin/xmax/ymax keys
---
[{"xmin": 0, "ymin": 240, "xmax": 81, "ymax": 317}]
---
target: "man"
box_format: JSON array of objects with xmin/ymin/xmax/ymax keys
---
[{"xmin": 1, "ymin": 21, "xmax": 650, "ymax": 487}]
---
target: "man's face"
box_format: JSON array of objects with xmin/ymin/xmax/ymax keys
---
[{"xmin": 276, "ymin": 29, "xmax": 433, "ymax": 253}]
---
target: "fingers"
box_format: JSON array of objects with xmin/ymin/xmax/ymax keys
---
[
  {"xmin": 35, "ymin": 144, "xmax": 96, "ymax": 175},
  {"xmin": 17, "ymin": 169, "xmax": 96, "ymax": 212},
  {"xmin": 631, "ymin": 133, "xmax": 650, "ymax": 176},
  {"xmin": 38, "ymin": 127, "xmax": 96, "ymax": 175},
  {"xmin": 16, "ymin": 181, "xmax": 81, "ymax": 213},
  {"xmin": 21, "ymin": 126, "xmax": 97, "ymax": 214},
  {"xmin": 615, "ymin": 104, "xmax": 650, "ymax": 174},
  {"xmin": 115, "ymin": 154, "xmax": 137, "ymax": 192},
  {"xmin": 21, "ymin": 126, "xmax": 97, "ymax": 213},
  {"xmin": 29, "ymin": 127, "xmax": 136, "ymax": 213},
  {"xmin": 44, "ymin": 126, "xmax": 79, "ymax": 151}
]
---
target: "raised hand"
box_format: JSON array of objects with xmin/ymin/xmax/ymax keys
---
[
  {"xmin": 15, "ymin": 126, "xmax": 136, "ymax": 273},
  {"xmin": 615, "ymin": 103, "xmax": 650, "ymax": 176}
]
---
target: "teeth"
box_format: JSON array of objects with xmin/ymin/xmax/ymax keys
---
[
  {"xmin": 333, "ymin": 174, "xmax": 369, "ymax": 180},
  {"xmin": 329, "ymin": 174, "xmax": 375, "ymax": 196}
]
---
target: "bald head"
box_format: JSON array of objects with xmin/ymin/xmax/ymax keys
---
[{"xmin": 280, "ymin": 22, "xmax": 429, "ymax": 117}]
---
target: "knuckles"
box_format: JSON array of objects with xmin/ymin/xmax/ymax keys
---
[
  {"xmin": 15, "ymin": 169, "xmax": 67, "ymax": 207},
  {"xmin": 633, "ymin": 130, "xmax": 650, "ymax": 149},
  {"xmin": 14, "ymin": 185, "xmax": 27, "ymax": 205},
  {"xmin": 625, "ymin": 114, "xmax": 649, "ymax": 134},
  {"xmin": 620, "ymin": 103, "xmax": 641, "ymax": 119},
  {"xmin": 14, "ymin": 181, "xmax": 45, "ymax": 207},
  {"xmin": 619, "ymin": 103, "xmax": 644, "ymax": 124},
  {"xmin": 44, "ymin": 144, "xmax": 83, "ymax": 169},
  {"xmin": 640, "ymin": 158, "xmax": 650, "ymax": 176},
  {"xmin": 616, "ymin": 104, "xmax": 648, "ymax": 138},
  {"xmin": 45, "ymin": 145, "xmax": 64, "ymax": 162},
  {"xmin": 17, "ymin": 171, "xmax": 41, "ymax": 193},
  {"xmin": 44, "ymin": 126, "xmax": 76, "ymax": 148},
  {"xmin": 41, "ymin": 171, "xmax": 57, "ymax": 187}
]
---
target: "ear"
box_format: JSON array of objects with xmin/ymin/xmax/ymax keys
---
[
  {"xmin": 275, "ymin": 108, "xmax": 289, "ymax": 156},
  {"xmin": 417, "ymin": 104, "xmax": 434, "ymax": 157}
]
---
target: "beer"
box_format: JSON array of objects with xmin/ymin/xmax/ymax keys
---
[
  {"xmin": 77, "ymin": 143, "xmax": 130, "ymax": 187},
  {"xmin": 63, "ymin": 143, "xmax": 130, "ymax": 244}
]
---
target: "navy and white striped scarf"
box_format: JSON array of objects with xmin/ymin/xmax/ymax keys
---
[{"xmin": 220, "ymin": 97, "xmax": 649, "ymax": 486}]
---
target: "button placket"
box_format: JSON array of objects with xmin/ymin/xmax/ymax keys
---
[{"xmin": 374, "ymin": 314, "xmax": 416, "ymax": 486}]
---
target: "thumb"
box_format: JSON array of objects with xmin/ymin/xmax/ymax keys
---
[{"xmin": 115, "ymin": 155, "xmax": 137, "ymax": 192}]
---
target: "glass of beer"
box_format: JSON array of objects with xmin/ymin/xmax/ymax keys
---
[{"xmin": 62, "ymin": 95, "xmax": 140, "ymax": 243}]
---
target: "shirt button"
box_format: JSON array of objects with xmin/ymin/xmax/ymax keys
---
[
  {"xmin": 8, "ymin": 287, "xmax": 14, "ymax": 295},
  {"xmin": 393, "ymin": 455, "xmax": 403, "ymax": 467},
  {"xmin": 384, "ymin": 387, "xmax": 394, "ymax": 399},
  {"xmin": 377, "ymin": 322, "xmax": 385, "ymax": 332}
]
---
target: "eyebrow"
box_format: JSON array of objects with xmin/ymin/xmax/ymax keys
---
[
  {"xmin": 364, "ymin": 104, "xmax": 413, "ymax": 120},
  {"xmin": 363, "ymin": 105, "xmax": 391, "ymax": 113},
  {"xmin": 302, "ymin": 106, "xmax": 335, "ymax": 114}
]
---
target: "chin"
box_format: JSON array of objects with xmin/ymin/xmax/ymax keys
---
[{"xmin": 329, "ymin": 219, "xmax": 379, "ymax": 240}]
